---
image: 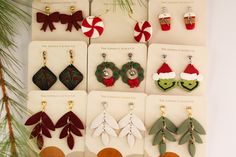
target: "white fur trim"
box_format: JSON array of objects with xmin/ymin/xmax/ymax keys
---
[
  {"xmin": 184, "ymin": 12, "xmax": 196, "ymax": 18},
  {"xmin": 159, "ymin": 13, "xmax": 171, "ymax": 19},
  {"xmin": 180, "ymin": 73, "xmax": 203, "ymax": 81},
  {"xmin": 152, "ymin": 72, "xmax": 176, "ymax": 80}
]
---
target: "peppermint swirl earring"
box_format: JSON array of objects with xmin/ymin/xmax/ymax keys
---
[
  {"xmin": 95, "ymin": 53, "xmax": 120, "ymax": 87},
  {"xmin": 178, "ymin": 55, "xmax": 203, "ymax": 92},
  {"xmin": 59, "ymin": 50, "xmax": 83, "ymax": 90},
  {"xmin": 152, "ymin": 54, "xmax": 177, "ymax": 91},
  {"xmin": 32, "ymin": 51, "xmax": 57, "ymax": 90},
  {"xmin": 120, "ymin": 53, "xmax": 144, "ymax": 88}
]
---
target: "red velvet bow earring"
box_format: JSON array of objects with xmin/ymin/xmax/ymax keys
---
[
  {"xmin": 60, "ymin": 6, "xmax": 84, "ymax": 32},
  {"xmin": 36, "ymin": 6, "xmax": 60, "ymax": 32}
]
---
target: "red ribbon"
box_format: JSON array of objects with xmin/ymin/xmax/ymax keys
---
[
  {"xmin": 60, "ymin": 10, "xmax": 84, "ymax": 32},
  {"xmin": 103, "ymin": 77, "xmax": 115, "ymax": 87},
  {"xmin": 37, "ymin": 12, "xmax": 60, "ymax": 32},
  {"xmin": 128, "ymin": 78, "xmax": 140, "ymax": 88}
]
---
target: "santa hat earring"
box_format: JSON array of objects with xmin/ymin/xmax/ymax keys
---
[
  {"xmin": 178, "ymin": 55, "xmax": 203, "ymax": 92},
  {"xmin": 152, "ymin": 55, "xmax": 177, "ymax": 91}
]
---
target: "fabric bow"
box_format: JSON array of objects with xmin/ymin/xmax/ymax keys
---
[
  {"xmin": 37, "ymin": 12, "xmax": 60, "ymax": 32},
  {"xmin": 60, "ymin": 10, "xmax": 84, "ymax": 32},
  {"xmin": 128, "ymin": 78, "xmax": 140, "ymax": 88}
]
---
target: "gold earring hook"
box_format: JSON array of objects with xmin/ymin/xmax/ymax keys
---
[
  {"xmin": 45, "ymin": 6, "xmax": 50, "ymax": 15},
  {"xmin": 68, "ymin": 100, "xmax": 74, "ymax": 111},
  {"xmin": 43, "ymin": 51, "xmax": 47, "ymax": 66},
  {"xmin": 41, "ymin": 101, "xmax": 47, "ymax": 112},
  {"xmin": 102, "ymin": 53, "xmax": 107, "ymax": 61},
  {"xmin": 186, "ymin": 106, "xmax": 193, "ymax": 118},
  {"xmin": 160, "ymin": 105, "xmax": 166, "ymax": 116},
  {"xmin": 129, "ymin": 102, "xmax": 134, "ymax": 111},
  {"xmin": 128, "ymin": 53, "xmax": 133, "ymax": 61},
  {"xmin": 69, "ymin": 50, "xmax": 74, "ymax": 65},
  {"xmin": 70, "ymin": 5, "xmax": 75, "ymax": 14},
  {"xmin": 102, "ymin": 101, "xmax": 108, "ymax": 110}
]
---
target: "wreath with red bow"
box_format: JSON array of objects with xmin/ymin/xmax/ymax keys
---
[
  {"xmin": 120, "ymin": 61, "xmax": 144, "ymax": 88},
  {"xmin": 95, "ymin": 62, "xmax": 120, "ymax": 87}
]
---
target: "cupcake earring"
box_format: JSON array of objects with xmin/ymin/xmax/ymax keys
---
[
  {"xmin": 152, "ymin": 55, "xmax": 177, "ymax": 91},
  {"xmin": 120, "ymin": 53, "xmax": 144, "ymax": 88}
]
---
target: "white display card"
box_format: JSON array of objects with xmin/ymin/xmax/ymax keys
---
[
  {"xmin": 91, "ymin": 0, "xmax": 148, "ymax": 43},
  {"xmin": 27, "ymin": 91, "xmax": 87, "ymax": 156},
  {"xmin": 146, "ymin": 44, "xmax": 208, "ymax": 96},
  {"xmin": 145, "ymin": 95, "xmax": 207, "ymax": 157},
  {"xmin": 32, "ymin": 0, "xmax": 89, "ymax": 42},
  {"xmin": 149, "ymin": 0, "xmax": 207, "ymax": 45},
  {"xmin": 88, "ymin": 43, "xmax": 147, "ymax": 92},
  {"xmin": 28, "ymin": 41, "xmax": 87, "ymax": 91},
  {"xmin": 85, "ymin": 91, "xmax": 147, "ymax": 157}
]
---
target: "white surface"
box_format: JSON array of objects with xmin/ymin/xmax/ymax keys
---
[{"xmin": 13, "ymin": 0, "xmax": 236, "ymax": 156}]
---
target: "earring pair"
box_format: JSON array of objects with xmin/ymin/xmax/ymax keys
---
[
  {"xmin": 152, "ymin": 55, "xmax": 203, "ymax": 92},
  {"xmin": 37, "ymin": 6, "xmax": 83, "ymax": 32},
  {"xmin": 149, "ymin": 106, "xmax": 206, "ymax": 157},
  {"xmin": 158, "ymin": 7, "xmax": 196, "ymax": 31},
  {"xmin": 95, "ymin": 53, "xmax": 144, "ymax": 88},
  {"xmin": 33, "ymin": 50, "xmax": 83, "ymax": 90},
  {"xmin": 25, "ymin": 101, "xmax": 84, "ymax": 150},
  {"xmin": 90, "ymin": 102, "xmax": 146, "ymax": 147}
]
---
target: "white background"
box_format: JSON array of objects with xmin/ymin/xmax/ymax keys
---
[{"xmin": 13, "ymin": 0, "xmax": 236, "ymax": 157}]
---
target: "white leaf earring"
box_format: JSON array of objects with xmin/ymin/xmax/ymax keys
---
[
  {"xmin": 118, "ymin": 102, "xmax": 146, "ymax": 148},
  {"xmin": 90, "ymin": 102, "xmax": 119, "ymax": 146}
]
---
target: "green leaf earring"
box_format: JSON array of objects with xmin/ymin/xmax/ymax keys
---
[
  {"xmin": 149, "ymin": 106, "xmax": 177, "ymax": 156},
  {"xmin": 177, "ymin": 106, "xmax": 206, "ymax": 157},
  {"xmin": 152, "ymin": 54, "xmax": 177, "ymax": 92}
]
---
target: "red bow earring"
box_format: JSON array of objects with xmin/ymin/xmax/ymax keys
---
[
  {"xmin": 36, "ymin": 6, "xmax": 60, "ymax": 32},
  {"xmin": 60, "ymin": 6, "xmax": 84, "ymax": 32}
]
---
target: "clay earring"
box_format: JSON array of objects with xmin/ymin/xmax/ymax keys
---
[
  {"xmin": 152, "ymin": 54, "xmax": 177, "ymax": 91},
  {"xmin": 118, "ymin": 103, "xmax": 146, "ymax": 148},
  {"xmin": 55, "ymin": 101, "xmax": 84, "ymax": 150},
  {"xmin": 95, "ymin": 53, "xmax": 120, "ymax": 87},
  {"xmin": 178, "ymin": 55, "xmax": 203, "ymax": 92},
  {"xmin": 177, "ymin": 107, "xmax": 206, "ymax": 157},
  {"xmin": 149, "ymin": 106, "xmax": 177, "ymax": 156},
  {"xmin": 33, "ymin": 51, "xmax": 57, "ymax": 90},
  {"xmin": 120, "ymin": 53, "xmax": 144, "ymax": 88},
  {"xmin": 158, "ymin": 7, "xmax": 171, "ymax": 31},
  {"xmin": 25, "ymin": 101, "xmax": 55, "ymax": 150},
  {"xmin": 36, "ymin": 6, "xmax": 60, "ymax": 32},
  {"xmin": 90, "ymin": 102, "xmax": 119, "ymax": 146},
  {"xmin": 184, "ymin": 7, "xmax": 196, "ymax": 30},
  {"xmin": 60, "ymin": 6, "xmax": 84, "ymax": 32},
  {"xmin": 59, "ymin": 50, "xmax": 83, "ymax": 90}
]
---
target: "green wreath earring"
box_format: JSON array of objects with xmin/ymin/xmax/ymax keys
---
[
  {"xmin": 177, "ymin": 107, "xmax": 206, "ymax": 157},
  {"xmin": 95, "ymin": 53, "xmax": 120, "ymax": 87},
  {"xmin": 152, "ymin": 55, "xmax": 177, "ymax": 92},
  {"xmin": 120, "ymin": 53, "xmax": 144, "ymax": 88}
]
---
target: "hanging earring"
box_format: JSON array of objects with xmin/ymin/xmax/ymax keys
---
[
  {"xmin": 36, "ymin": 6, "xmax": 60, "ymax": 32},
  {"xmin": 59, "ymin": 50, "xmax": 83, "ymax": 90},
  {"xmin": 90, "ymin": 102, "xmax": 119, "ymax": 146},
  {"xmin": 118, "ymin": 103, "xmax": 145, "ymax": 148},
  {"xmin": 178, "ymin": 55, "xmax": 203, "ymax": 92},
  {"xmin": 55, "ymin": 101, "xmax": 84, "ymax": 150},
  {"xmin": 149, "ymin": 106, "xmax": 177, "ymax": 156},
  {"xmin": 95, "ymin": 53, "xmax": 120, "ymax": 87},
  {"xmin": 158, "ymin": 7, "xmax": 171, "ymax": 31},
  {"xmin": 184, "ymin": 7, "xmax": 196, "ymax": 30},
  {"xmin": 152, "ymin": 54, "xmax": 177, "ymax": 91},
  {"xmin": 128, "ymin": 11, "xmax": 153, "ymax": 43},
  {"xmin": 81, "ymin": 9, "xmax": 108, "ymax": 39},
  {"xmin": 60, "ymin": 6, "xmax": 84, "ymax": 32},
  {"xmin": 25, "ymin": 101, "xmax": 55, "ymax": 150},
  {"xmin": 33, "ymin": 51, "xmax": 57, "ymax": 90},
  {"xmin": 177, "ymin": 107, "xmax": 206, "ymax": 157},
  {"xmin": 120, "ymin": 53, "xmax": 144, "ymax": 88}
]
